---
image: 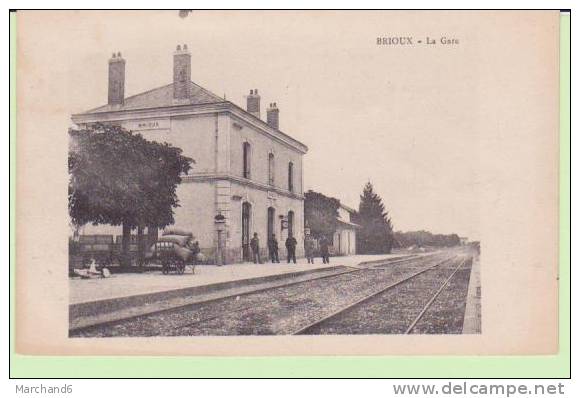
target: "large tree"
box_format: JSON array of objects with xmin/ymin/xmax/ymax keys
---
[
  {"xmin": 353, "ymin": 182, "xmax": 394, "ymax": 254},
  {"xmin": 304, "ymin": 190, "xmax": 340, "ymax": 240},
  {"xmin": 69, "ymin": 123, "xmax": 193, "ymax": 265}
]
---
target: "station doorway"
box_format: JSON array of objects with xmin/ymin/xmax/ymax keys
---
[
  {"xmin": 242, "ymin": 202, "xmax": 251, "ymax": 261},
  {"xmin": 267, "ymin": 207, "xmax": 275, "ymax": 241}
]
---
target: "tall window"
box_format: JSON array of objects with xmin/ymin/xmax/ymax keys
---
[
  {"xmin": 288, "ymin": 162, "xmax": 294, "ymax": 192},
  {"xmin": 287, "ymin": 211, "xmax": 294, "ymax": 238},
  {"xmin": 268, "ymin": 153, "xmax": 275, "ymax": 186},
  {"xmin": 267, "ymin": 207, "xmax": 275, "ymax": 239},
  {"xmin": 242, "ymin": 202, "xmax": 252, "ymax": 261},
  {"xmin": 243, "ymin": 142, "xmax": 251, "ymax": 179}
]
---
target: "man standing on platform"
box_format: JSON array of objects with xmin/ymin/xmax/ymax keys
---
[
  {"xmin": 285, "ymin": 234, "xmax": 297, "ymax": 264},
  {"xmin": 319, "ymin": 235, "xmax": 331, "ymax": 264},
  {"xmin": 304, "ymin": 234, "xmax": 315, "ymax": 264},
  {"xmin": 250, "ymin": 232, "xmax": 262, "ymax": 264},
  {"xmin": 268, "ymin": 233, "xmax": 280, "ymax": 263}
]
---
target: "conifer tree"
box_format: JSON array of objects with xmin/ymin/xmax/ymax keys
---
[{"xmin": 354, "ymin": 182, "xmax": 394, "ymax": 254}]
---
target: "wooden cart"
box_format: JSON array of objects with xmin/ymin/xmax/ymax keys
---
[{"xmin": 154, "ymin": 241, "xmax": 189, "ymax": 274}]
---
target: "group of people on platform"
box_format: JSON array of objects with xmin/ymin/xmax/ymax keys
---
[{"xmin": 249, "ymin": 233, "xmax": 331, "ymax": 265}]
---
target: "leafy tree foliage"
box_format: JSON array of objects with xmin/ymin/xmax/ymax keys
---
[
  {"xmin": 393, "ymin": 230, "xmax": 461, "ymax": 248},
  {"xmin": 69, "ymin": 123, "xmax": 193, "ymax": 264},
  {"xmin": 304, "ymin": 190, "xmax": 340, "ymax": 239},
  {"xmin": 353, "ymin": 182, "xmax": 394, "ymax": 254}
]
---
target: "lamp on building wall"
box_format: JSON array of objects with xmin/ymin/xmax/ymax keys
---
[
  {"xmin": 280, "ymin": 215, "xmax": 288, "ymax": 230},
  {"xmin": 214, "ymin": 213, "xmax": 226, "ymax": 266}
]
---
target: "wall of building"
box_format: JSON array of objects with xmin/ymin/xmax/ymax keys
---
[
  {"xmin": 228, "ymin": 182, "xmax": 304, "ymax": 262},
  {"xmin": 135, "ymin": 114, "xmax": 218, "ymax": 174},
  {"xmin": 171, "ymin": 181, "xmax": 216, "ymax": 248},
  {"xmin": 229, "ymin": 117, "xmax": 303, "ymax": 194},
  {"xmin": 350, "ymin": 229, "xmax": 357, "ymax": 255},
  {"xmin": 333, "ymin": 227, "xmax": 357, "ymax": 256},
  {"xmin": 337, "ymin": 206, "xmax": 351, "ymax": 220}
]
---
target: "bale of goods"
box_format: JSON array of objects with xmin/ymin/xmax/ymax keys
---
[
  {"xmin": 162, "ymin": 228, "xmax": 193, "ymax": 237},
  {"xmin": 174, "ymin": 245, "xmax": 193, "ymax": 262},
  {"xmin": 157, "ymin": 234, "xmax": 191, "ymax": 247}
]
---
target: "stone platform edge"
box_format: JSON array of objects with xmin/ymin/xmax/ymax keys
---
[
  {"xmin": 69, "ymin": 265, "xmax": 347, "ymax": 322},
  {"xmin": 462, "ymin": 252, "xmax": 481, "ymax": 334}
]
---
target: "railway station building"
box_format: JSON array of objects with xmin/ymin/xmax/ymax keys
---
[
  {"xmin": 332, "ymin": 204, "xmax": 359, "ymax": 256},
  {"xmin": 72, "ymin": 45, "xmax": 308, "ymax": 264}
]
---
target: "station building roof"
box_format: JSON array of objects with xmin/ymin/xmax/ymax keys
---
[{"xmin": 83, "ymin": 81, "xmax": 225, "ymax": 114}]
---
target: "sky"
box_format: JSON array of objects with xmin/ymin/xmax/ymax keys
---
[{"xmin": 19, "ymin": 10, "xmax": 560, "ymax": 241}]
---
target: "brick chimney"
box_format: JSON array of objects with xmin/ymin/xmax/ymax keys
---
[
  {"xmin": 266, "ymin": 102, "xmax": 279, "ymax": 129},
  {"xmin": 173, "ymin": 44, "xmax": 191, "ymax": 102},
  {"xmin": 108, "ymin": 52, "xmax": 125, "ymax": 105},
  {"xmin": 246, "ymin": 89, "xmax": 261, "ymax": 119}
]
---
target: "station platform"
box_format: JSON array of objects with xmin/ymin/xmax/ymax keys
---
[
  {"xmin": 70, "ymin": 254, "xmax": 409, "ymax": 305},
  {"xmin": 462, "ymin": 253, "xmax": 482, "ymax": 333},
  {"xmin": 69, "ymin": 254, "xmax": 414, "ymax": 330}
]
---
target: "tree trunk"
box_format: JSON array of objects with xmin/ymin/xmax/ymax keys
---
[
  {"xmin": 122, "ymin": 222, "xmax": 131, "ymax": 267},
  {"xmin": 147, "ymin": 225, "xmax": 159, "ymax": 246},
  {"xmin": 137, "ymin": 225, "xmax": 145, "ymax": 266}
]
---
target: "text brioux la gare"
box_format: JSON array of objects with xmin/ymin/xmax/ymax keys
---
[{"xmin": 377, "ymin": 36, "xmax": 460, "ymax": 45}]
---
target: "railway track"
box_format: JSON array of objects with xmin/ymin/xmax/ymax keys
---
[
  {"xmin": 70, "ymin": 253, "xmax": 444, "ymax": 336},
  {"xmin": 405, "ymin": 258, "xmax": 467, "ymax": 334},
  {"xmin": 407, "ymin": 257, "xmax": 474, "ymax": 334},
  {"xmin": 165, "ymin": 253, "xmax": 455, "ymax": 334},
  {"xmin": 294, "ymin": 255, "xmax": 471, "ymax": 335},
  {"xmin": 70, "ymin": 251, "xmax": 465, "ymax": 337}
]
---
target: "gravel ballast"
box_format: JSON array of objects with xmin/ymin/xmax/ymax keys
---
[{"xmin": 70, "ymin": 254, "xmax": 453, "ymax": 337}]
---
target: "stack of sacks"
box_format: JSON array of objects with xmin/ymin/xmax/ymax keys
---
[
  {"xmin": 157, "ymin": 229, "xmax": 195, "ymax": 261},
  {"xmin": 162, "ymin": 228, "xmax": 193, "ymax": 237},
  {"xmin": 158, "ymin": 234, "xmax": 190, "ymax": 246}
]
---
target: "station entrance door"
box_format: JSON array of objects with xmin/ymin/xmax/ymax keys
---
[{"xmin": 242, "ymin": 202, "xmax": 251, "ymax": 261}]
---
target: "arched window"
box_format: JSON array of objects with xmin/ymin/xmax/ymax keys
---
[
  {"xmin": 268, "ymin": 153, "xmax": 275, "ymax": 186},
  {"xmin": 243, "ymin": 142, "xmax": 251, "ymax": 179},
  {"xmin": 288, "ymin": 162, "xmax": 294, "ymax": 192},
  {"xmin": 267, "ymin": 207, "xmax": 276, "ymax": 240},
  {"xmin": 242, "ymin": 202, "xmax": 252, "ymax": 261}
]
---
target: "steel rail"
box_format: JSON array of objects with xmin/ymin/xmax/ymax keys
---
[
  {"xmin": 404, "ymin": 257, "xmax": 467, "ymax": 334},
  {"xmin": 291, "ymin": 255, "xmax": 459, "ymax": 335},
  {"xmin": 168, "ymin": 253, "xmax": 448, "ymax": 332}
]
